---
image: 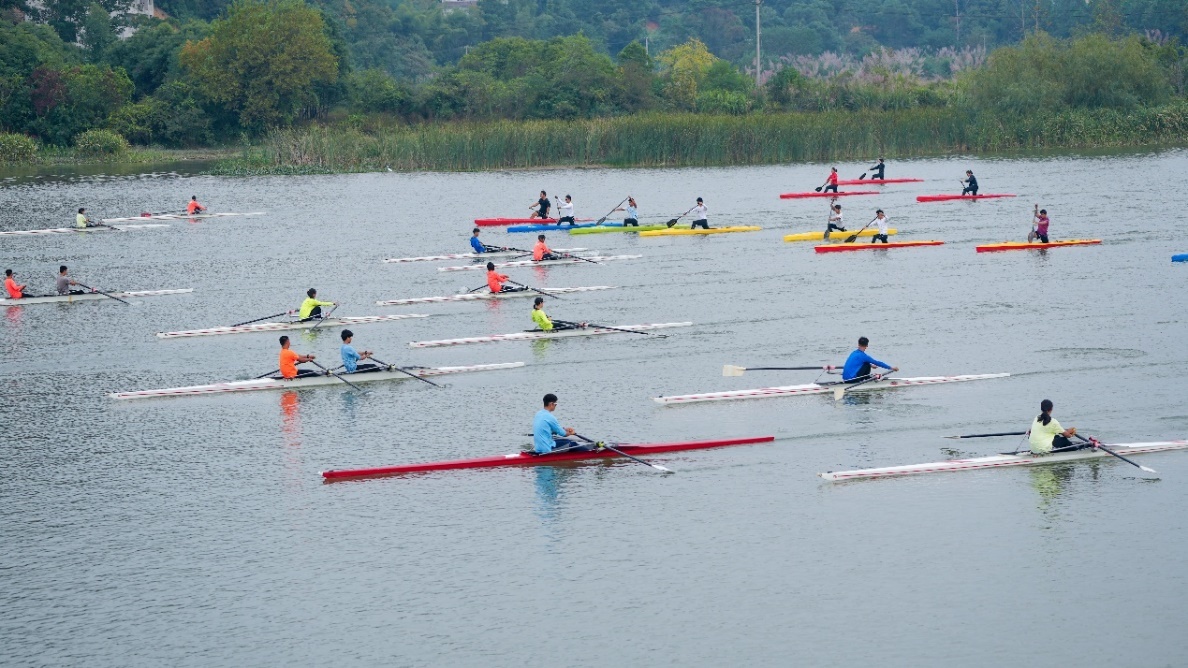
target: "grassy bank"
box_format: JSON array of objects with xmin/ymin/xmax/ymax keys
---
[
  {"xmin": 30, "ymin": 146, "xmax": 238, "ymax": 167},
  {"xmin": 211, "ymin": 103, "xmax": 1188, "ymax": 175}
]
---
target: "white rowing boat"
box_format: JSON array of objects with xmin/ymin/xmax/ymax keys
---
[
  {"xmin": 410, "ymin": 322, "xmax": 693, "ymax": 348},
  {"xmin": 100, "ymin": 212, "xmax": 266, "ymax": 222},
  {"xmin": 438, "ymin": 255, "xmax": 642, "ymax": 272},
  {"xmin": 110, "ymin": 362, "xmax": 524, "ymax": 399},
  {"xmin": 377, "ymin": 286, "xmax": 615, "ymax": 306},
  {"xmin": 157, "ymin": 314, "xmax": 428, "ymax": 338},
  {"xmin": 0, "ymin": 288, "xmax": 193, "ymax": 306},
  {"xmin": 383, "ymin": 248, "xmax": 590, "ymax": 263},
  {"xmin": 820, "ymin": 440, "xmax": 1188, "ymax": 481},
  {"xmin": 655, "ymin": 373, "xmax": 1010, "ymax": 405},
  {"xmin": 0, "ymin": 223, "xmax": 168, "ymax": 237}
]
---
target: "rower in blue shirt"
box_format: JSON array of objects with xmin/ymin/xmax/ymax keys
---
[
  {"xmin": 470, "ymin": 227, "xmax": 487, "ymax": 253},
  {"xmin": 533, "ymin": 393, "xmax": 589, "ymax": 454},
  {"xmin": 842, "ymin": 336, "xmax": 898, "ymax": 381},
  {"xmin": 340, "ymin": 329, "xmax": 376, "ymax": 373}
]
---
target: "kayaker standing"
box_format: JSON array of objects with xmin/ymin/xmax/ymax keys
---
[
  {"xmin": 690, "ymin": 197, "xmax": 710, "ymax": 230},
  {"xmin": 529, "ymin": 191, "xmax": 551, "ymax": 219},
  {"xmin": 531, "ymin": 296, "xmax": 585, "ymax": 332},
  {"xmin": 869, "ymin": 158, "xmax": 885, "ymax": 180},
  {"xmin": 1028, "ymin": 399, "xmax": 1082, "ymax": 454},
  {"xmin": 533, "ymin": 393, "xmax": 587, "ymax": 454},
  {"xmin": 556, "ymin": 195, "xmax": 575, "ymax": 225},
  {"xmin": 822, "ymin": 167, "xmax": 840, "ymax": 194},
  {"xmin": 827, "ymin": 204, "xmax": 846, "ymax": 233},
  {"xmin": 841, "ymin": 336, "xmax": 898, "ymax": 382},
  {"xmin": 1032, "ymin": 206, "xmax": 1051, "ymax": 243},
  {"xmin": 961, "ymin": 170, "xmax": 979, "ymax": 196},
  {"xmin": 870, "ymin": 209, "xmax": 890, "ymax": 244}
]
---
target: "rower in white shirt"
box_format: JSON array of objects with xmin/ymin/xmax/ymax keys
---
[
  {"xmin": 690, "ymin": 197, "xmax": 710, "ymax": 230},
  {"xmin": 871, "ymin": 209, "xmax": 890, "ymax": 244},
  {"xmin": 556, "ymin": 195, "xmax": 575, "ymax": 225}
]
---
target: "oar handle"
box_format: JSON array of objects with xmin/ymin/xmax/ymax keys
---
[
  {"xmin": 75, "ymin": 282, "xmax": 131, "ymax": 305},
  {"xmin": 311, "ymin": 359, "xmax": 365, "ymax": 392},
  {"xmin": 370, "ymin": 356, "xmax": 441, "ymax": 388}
]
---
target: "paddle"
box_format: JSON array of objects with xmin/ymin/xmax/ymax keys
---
[
  {"xmin": 369, "ymin": 355, "xmax": 442, "ymax": 388},
  {"xmin": 594, "ymin": 196, "xmax": 629, "ymax": 226},
  {"xmin": 553, "ymin": 319, "xmax": 667, "ymax": 337},
  {"xmin": 843, "ymin": 217, "xmax": 879, "ymax": 243},
  {"xmin": 723, "ymin": 365, "xmax": 834, "ymax": 376},
  {"xmin": 307, "ymin": 304, "xmax": 338, "ymax": 332},
  {"xmin": 1027, "ymin": 203, "xmax": 1038, "ymax": 242},
  {"xmin": 833, "ymin": 371, "xmax": 894, "ymax": 400},
  {"xmin": 232, "ymin": 310, "xmax": 292, "ymax": 327},
  {"xmin": 574, "ymin": 434, "xmax": 672, "ymax": 473},
  {"xmin": 664, "ymin": 206, "xmax": 697, "ymax": 228},
  {"xmin": 814, "ymin": 177, "xmax": 829, "ymax": 192},
  {"xmin": 858, "ymin": 172, "xmax": 867, "ymax": 180},
  {"xmin": 75, "ymin": 282, "xmax": 130, "ymax": 305},
  {"xmin": 311, "ymin": 359, "xmax": 366, "ymax": 392},
  {"xmin": 1075, "ymin": 434, "xmax": 1158, "ymax": 473},
  {"xmin": 944, "ymin": 431, "xmax": 1028, "ymax": 440}
]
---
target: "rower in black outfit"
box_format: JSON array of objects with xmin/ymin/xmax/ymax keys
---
[{"xmin": 529, "ymin": 191, "xmax": 552, "ymax": 219}]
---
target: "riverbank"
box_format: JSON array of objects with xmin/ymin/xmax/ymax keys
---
[{"xmin": 208, "ymin": 103, "xmax": 1188, "ymax": 175}]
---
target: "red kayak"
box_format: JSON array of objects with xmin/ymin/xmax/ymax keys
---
[
  {"xmin": 475, "ymin": 217, "xmax": 594, "ymax": 227},
  {"xmin": 815, "ymin": 240, "xmax": 944, "ymax": 253},
  {"xmin": 779, "ymin": 191, "xmax": 881, "ymax": 199},
  {"xmin": 837, "ymin": 178, "xmax": 923, "ymax": 185},
  {"xmin": 916, "ymin": 194, "xmax": 1016, "ymax": 203},
  {"xmin": 321, "ymin": 435, "xmax": 775, "ymax": 480}
]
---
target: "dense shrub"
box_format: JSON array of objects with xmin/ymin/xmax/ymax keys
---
[
  {"xmin": 73, "ymin": 128, "xmax": 129, "ymax": 157},
  {"xmin": 0, "ymin": 132, "xmax": 37, "ymax": 162}
]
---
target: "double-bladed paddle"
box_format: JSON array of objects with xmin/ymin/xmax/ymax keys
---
[
  {"xmin": 553, "ymin": 319, "xmax": 668, "ymax": 337},
  {"xmin": 723, "ymin": 365, "xmax": 835, "ymax": 376},
  {"xmin": 75, "ymin": 282, "xmax": 130, "ymax": 305},
  {"xmin": 574, "ymin": 434, "xmax": 672, "ymax": 473},
  {"xmin": 233, "ymin": 311, "xmax": 292, "ymax": 327},
  {"xmin": 369, "ymin": 355, "xmax": 442, "ymax": 388},
  {"xmin": 842, "ymin": 217, "xmax": 879, "ymax": 243}
]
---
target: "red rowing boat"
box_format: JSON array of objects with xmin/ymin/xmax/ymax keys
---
[
  {"xmin": 475, "ymin": 217, "xmax": 594, "ymax": 226},
  {"xmin": 815, "ymin": 240, "xmax": 945, "ymax": 252},
  {"xmin": 836, "ymin": 178, "xmax": 924, "ymax": 185},
  {"xmin": 779, "ymin": 191, "xmax": 880, "ymax": 199},
  {"xmin": 321, "ymin": 435, "xmax": 776, "ymax": 480},
  {"xmin": 916, "ymin": 194, "xmax": 1016, "ymax": 202}
]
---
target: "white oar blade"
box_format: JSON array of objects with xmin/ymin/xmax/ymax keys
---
[
  {"xmin": 833, "ymin": 386, "xmax": 846, "ymax": 400},
  {"xmin": 653, "ymin": 464, "xmax": 674, "ymax": 473},
  {"xmin": 1141, "ymin": 465, "xmax": 1158, "ymax": 474},
  {"xmin": 722, "ymin": 364, "xmax": 746, "ymax": 377}
]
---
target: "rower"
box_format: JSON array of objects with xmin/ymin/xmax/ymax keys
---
[
  {"xmin": 827, "ymin": 204, "xmax": 846, "ymax": 233},
  {"xmin": 556, "ymin": 195, "xmax": 575, "ymax": 225},
  {"xmin": 533, "ymin": 393, "xmax": 588, "ymax": 454},
  {"xmin": 1028, "ymin": 399, "xmax": 1084, "ymax": 455},
  {"xmin": 340, "ymin": 329, "xmax": 378, "ymax": 373},
  {"xmin": 75, "ymin": 208, "xmax": 97, "ymax": 228},
  {"xmin": 298, "ymin": 288, "xmax": 335, "ymax": 321},
  {"xmin": 533, "ymin": 234, "xmax": 559, "ymax": 261},
  {"xmin": 1033, "ymin": 207, "xmax": 1051, "ymax": 243},
  {"xmin": 823, "ymin": 167, "xmax": 839, "ymax": 194},
  {"xmin": 841, "ymin": 336, "xmax": 898, "ymax": 382},
  {"xmin": 870, "ymin": 209, "xmax": 890, "ymax": 244},
  {"xmin": 961, "ymin": 170, "xmax": 979, "ymax": 196},
  {"xmin": 529, "ymin": 190, "xmax": 551, "ymax": 220},
  {"xmin": 278, "ymin": 335, "xmax": 317, "ymax": 379},
  {"xmin": 56, "ymin": 265, "xmax": 85, "ymax": 295},
  {"xmin": 470, "ymin": 228, "xmax": 488, "ymax": 253},
  {"xmin": 869, "ymin": 158, "xmax": 885, "ymax": 180},
  {"xmin": 4, "ymin": 269, "xmax": 27, "ymax": 299},
  {"xmin": 616, "ymin": 196, "xmax": 639, "ymax": 227},
  {"xmin": 486, "ymin": 262, "xmax": 518, "ymax": 293},
  {"xmin": 690, "ymin": 197, "xmax": 710, "ymax": 230},
  {"xmin": 532, "ymin": 296, "xmax": 585, "ymax": 331},
  {"xmin": 186, "ymin": 196, "xmax": 206, "ymax": 215}
]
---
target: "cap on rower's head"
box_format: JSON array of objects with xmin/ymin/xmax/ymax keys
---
[
  {"xmin": 279, "ymin": 335, "xmax": 290, "ymax": 346},
  {"xmin": 858, "ymin": 336, "xmax": 869, "ymax": 347},
  {"xmin": 59, "ymin": 265, "xmax": 67, "ymax": 273},
  {"xmin": 537, "ymin": 234, "xmax": 546, "ymax": 241},
  {"xmin": 543, "ymin": 393, "xmax": 558, "ymax": 406},
  {"xmin": 341, "ymin": 329, "xmax": 353, "ymax": 341},
  {"xmin": 307, "ymin": 288, "xmax": 316, "ymax": 297},
  {"xmin": 533, "ymin": 297, "xmax": 544, "ymax": 306},
  {"xmin": 486, "ymin": 261, "xmax": 495, "ymax": 270},
  {"xmin": 472, "ymin": 228, "xmax": 480, "ymax": 234},
  {"xmin": 1040, "ymin": 398, "xmax": 1054, "ymax": 413},
  {"xmin": 696, "ymin": 197, "xmax": 703, "ymax": 203}
]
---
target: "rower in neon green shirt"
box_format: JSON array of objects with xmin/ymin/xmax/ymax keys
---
[
  {"xmin": 532, "ymin": 297, "xmax": 584, "ymax": 331},
  {"xmin": 298, "ymin": 287, "xmax": 335, "ymax": 320}
]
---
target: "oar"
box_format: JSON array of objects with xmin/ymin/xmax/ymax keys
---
[
  {"xmin": 232, "ymin": 310, "xmax": 292, "ymax": 327},
  {"xmin": 550, "ymin": 250, "xmax": 600, "ymax": 265},
  {"xmin": 593, "ymin": 196, "xmax": 629, "ymax": 226},
  {"xmin": 307, "ymin": 304, "xmax": 338, "ymax": 332},
  {"xmin": 553, "ymin": 319, "xmax": 667, "ymax": 337},
  {"xmin": 1027, "ymin": 203, "xmax": 1038, "ymax": 242},
  {"xmin": 369, "ymin": 355, "xmax": 442, "ymax": 388},
  {"xmin": 833, "ymin": 371, "xmax": 893, "ymax": 400},
  {"xmin": 842, "ymin": 217, "xmax": 879, "ymax": 243},
  {"xmin": 310, "ymin": 360, "xmax": 366, "ymax": 392},
  {"xmin": 507, "ymin": 279, "xmax": 563, "ymax": 299},
  {"xmin": 723, "ymin": 365, "xmax": 833, "ymax": 376},
  {"xmin": 664, "ymin": 206, "xmax": 696, "ymax": 228},
  {"xmin": 253, "ymin": 369, "xmax": 280, "ymax": 379},
  {"xmin": 944, "ymin": 431, "xmax": 1028, "ymax": 440},
  {"xmin": 1076, "ymin": 434, "xmax": 1158, "ymax": 473},
  {"xmin": 75, "ymin": 282, "xmax": 130, "ymax": 305},
  {"xmin": 574, "ymin": 434, "xmax": 672, "ymax": 473}
]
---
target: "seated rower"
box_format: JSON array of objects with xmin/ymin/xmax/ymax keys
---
[
  {"xmin": 340, "ymin": 329, "xmax": 379, "ymax": 373},
  {"xmin": 486, "ymin": 262, "xmax": 521, "ymax": 294},
  {"xmin": 533, "ymin": 393, "xmax": 591, "ymax": 454},
  {"xmin": 186, "ymin": 196, "xmax": 206, "ymax": 215},
  {"xmin": 556, "ymin": 195, "xmax": 575, "ymax": 225},
  {"xmin": 841, "ymin": 336, "xmax": 898, "ymax": 382},
  {"xmin": 56, "ymin": 265, "xmax": 86, "ymax": 295},
  {"xmin": 532, "ymin": 297, "xmax": 585, "ymax": 331},
  {"xmin": 533, "ymin": 234, "xmax": 560, "ymax": 261},
  {"xmin": 278, "ymin": 335, "xmax": 319, "ymax": 379},
  {"xmin": 298, "ymin": 288, "xmax": 335, "ymax": 321},
  {"xmin": 1028, "ymin": 399, "xmax": 1085, "ymax": 454},
  {"xmin": 470, "ymin": 228, "xmax": 488, "ymax": 254},
  {"xmin": 76, "ymin": 208, "xmax": 99, "ymax": 229},
  {"xmin": 4, "ymin": 269, "xmax": 28, "ymax": 299},
  {"xmin": 827, "ymin": 204, "xmax": 846, "ymax": 233}
]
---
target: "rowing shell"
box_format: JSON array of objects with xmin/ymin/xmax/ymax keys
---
[
  {"xmin": 100, "ymin": 212, "xmax": 266, "ymax": 223},
  {"xmin": 383, "ymin": 248, "xmax": 589, "ymax": 263},
  {"xmin": 820, "ymin": 440, "xmax": 1188, "ymax": 481},
  {"xmin": 779, "ymin": 191, "xmax": 881, "ymax": 199},
  {"xmin": 836, "ymin": 178, "xmax": 924, "ymax": 185},
  {"xmin": 0, "ymin": 223, "xmax": 168, "ymax": 237},
  {"xmin": 784, "ymin": 229, "xmax": 898, "ymax": 242},
  {"xmin": 157, "ymin": 314, "xmax": 428, "ymax": 338},
  {"xmin": 321, "ymin": 435, "xmax": 776, "ymax": 479},
  {"xmin": 655, "ymin": 373, "xmax": 1009, "ymax": 405},
  {"xmin": 916, "ymin": 194, "xmax": 1016, "ymax": 202},
  {"xmin": 110, "ymin": 362, "xmax": 525, "ymax": 400},
  {"xmin": 815, "ymin": 240, "xmax": 944, "ymax": 252},
  {"xmin": 0, "ymin": 289, "xmax": 193, "ymax": 306},
  {"xmin": 410, "ymin": 322, "xmax": 693, "ymax": 348},
  {"xmin": 569, "ymin": 225, "xmax": 683, "ymax": 235},
  {"xmin": 975, "ymin": 239, "xmax": 1101, "ymax": 253},
  {"xmin": 475, "ymin": 217, "xmax": 595, "ymax": 227},
  {"xmin": 376, "ymin": 286, "xmax": 615, "ymax": 306},
  {"xmin": 438, "ymin": 255, "xmax": 642, "ymax": 271},
  {"xmin": 638, "ymin": 226, "xmax": 762, "ymax": 237}
]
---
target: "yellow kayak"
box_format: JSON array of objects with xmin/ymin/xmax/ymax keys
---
[
  {"xmin": 784, "ymin": 228, "xmax": 898, "ymax": 242},
  {"xmin": 639, "ymin": 226, "xmax": 762, "ymax": 237}
]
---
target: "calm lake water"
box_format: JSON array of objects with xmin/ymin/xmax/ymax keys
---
[{"xmin": 2, "ymin": 151, "xmax": 1186, "ymax": 667}]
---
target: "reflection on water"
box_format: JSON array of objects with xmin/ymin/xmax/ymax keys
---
[{"xmin": 280, "ymin": 390, "xmax": 301, "ymax": 449}]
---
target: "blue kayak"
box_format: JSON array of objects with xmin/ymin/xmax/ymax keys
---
[
  {"xmin": 506, "ymin": 222, "xmax": 624, "ymax": 233},
  {"xmin": 1174, "ymin": 253, "xmax": 1188, "ymax": 263}
]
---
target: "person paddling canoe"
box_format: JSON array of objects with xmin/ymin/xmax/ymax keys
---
[
  {"xmin": 532, "ymin": 296, "xmax": 586, "ymax": 331},
  {"xmin": 871, "ymin": 209, "xmax": 890, "ymax": 244},
  {"xmin": 278, "ymin": 335, "xmax": 317, "ymax": 379},
  {"xmin": 340, "ymin": 329, "xmax": 377, "ymax": 373},
  {"xmin": 298, "ymin": 288, "xmax": 335, "ymax": 321},
  {"xmin": 827, "ymin": 204, "xmax": 846, "ymax": 233},
  {"xmin": 56, "ymin": 265, "xmax": 85, "ymax": 295},
  {"xmin": 823, "ymin": 167, "xmax": 840, "ymax": 194},
  {"xmin": 529, "ymin": 190, "xmax": 551, "ymax": 219},
  {"xmin": 690, "ymin": 197, "xmax": 711, "ymax": 230},
  {"xmin": 556, "ymin": 195, "xmax": 575, "ymax": 225},
  {"xmin": 533, "ymin": 393, "xmax": 589, "ymax": 454},
  {"xmin": 4, "ymin": 269, "xmax": 28, "ymax": 299},
  {"xmin": 869, "ymin": 158, "xmax": 885, "ymax": 180},
  {"xmin": 1028, "ymin": 399, "xmax": 1084, "ymax": 454},
  {"xmin": 186, "ymin": 196, "xmax": 206, "ymax": 215},
  {"xmin": 615, "ymin": 196, "xmax": 640, "ymax": 227},
  {"xmin": 842, "ymin": 336, "xmax": 898, "ymax": 382},
  {"xmin": 1032, "ymin": 207, "xmax": 1051, "ymax": 243},
  {"xmin": 486, "ymin": 262, "xmax": 520, "ymax": 294},
  {"xmin": 533, "ymin": 234, "xmax": 561, "ymax": 261},
  {"xmin": 961, "ymin": 170, "xmax": 979, "ymax": 196}
]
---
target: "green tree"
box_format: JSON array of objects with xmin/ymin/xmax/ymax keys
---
[
  {"xmin": 657, "ymin": 38, "xmax": 718, "ymax": 109},
  {"xmin": 103, "ymin": 20, "xmax": 209, "ymax": 98},
  {"xmin": 28, "ymin": 64, "xmax": 133, "ymax": 145},
  {"xmin": 80, "ymin": 3, "xmax": 116, "ymax": 62},
  {"xmin": 179, "ymin": 0, "xmax": 339, "ymax": 129},
  {"xmin": 616, "ymin": 41, "xmax": 656, "ymax": 112}
]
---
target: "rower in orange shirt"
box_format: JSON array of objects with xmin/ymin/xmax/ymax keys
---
[
  {"xmin": 278, "ymin": 335, "xmax": 317, "ymax": 379},
  {"xmin": 186, "ymin": 196, "xmax": 206, "ymax": 215},
  {"xmin": 486, "ymin": 262, "xmax": 516, "ymax": 294},
  {"xmin": 4, "ymin": 269, "xmax": 28, "ymax": 299},
  {"xmin": 533, "ymin": 234, "xmax": 560, "ymax": 261}
]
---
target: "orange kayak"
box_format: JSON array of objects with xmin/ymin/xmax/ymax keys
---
[{"xmin": 976, "ymin": 239, "xmax": 1101, "ymax": 253}]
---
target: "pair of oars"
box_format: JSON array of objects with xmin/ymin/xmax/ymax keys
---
[
  {"xmin": 943, "ymin": 432, "xmax": 1157, "ymax": 473},
  {"xmin": 722, "ymin": 364, "xmax": 878, "ymax": 400}
]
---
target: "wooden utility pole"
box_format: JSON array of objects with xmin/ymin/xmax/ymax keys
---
[{"xmin": 755, "ymin": 0, "xmax": 762, "ymax": 87}]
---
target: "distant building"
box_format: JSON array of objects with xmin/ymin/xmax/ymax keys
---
[
  {"xmin": 24, "ymin": 0, "xmax": 163, "ymax": 39},
  {"xmin": 441, "ymin": 0, "xmax": 478, "ymax": 12}
]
